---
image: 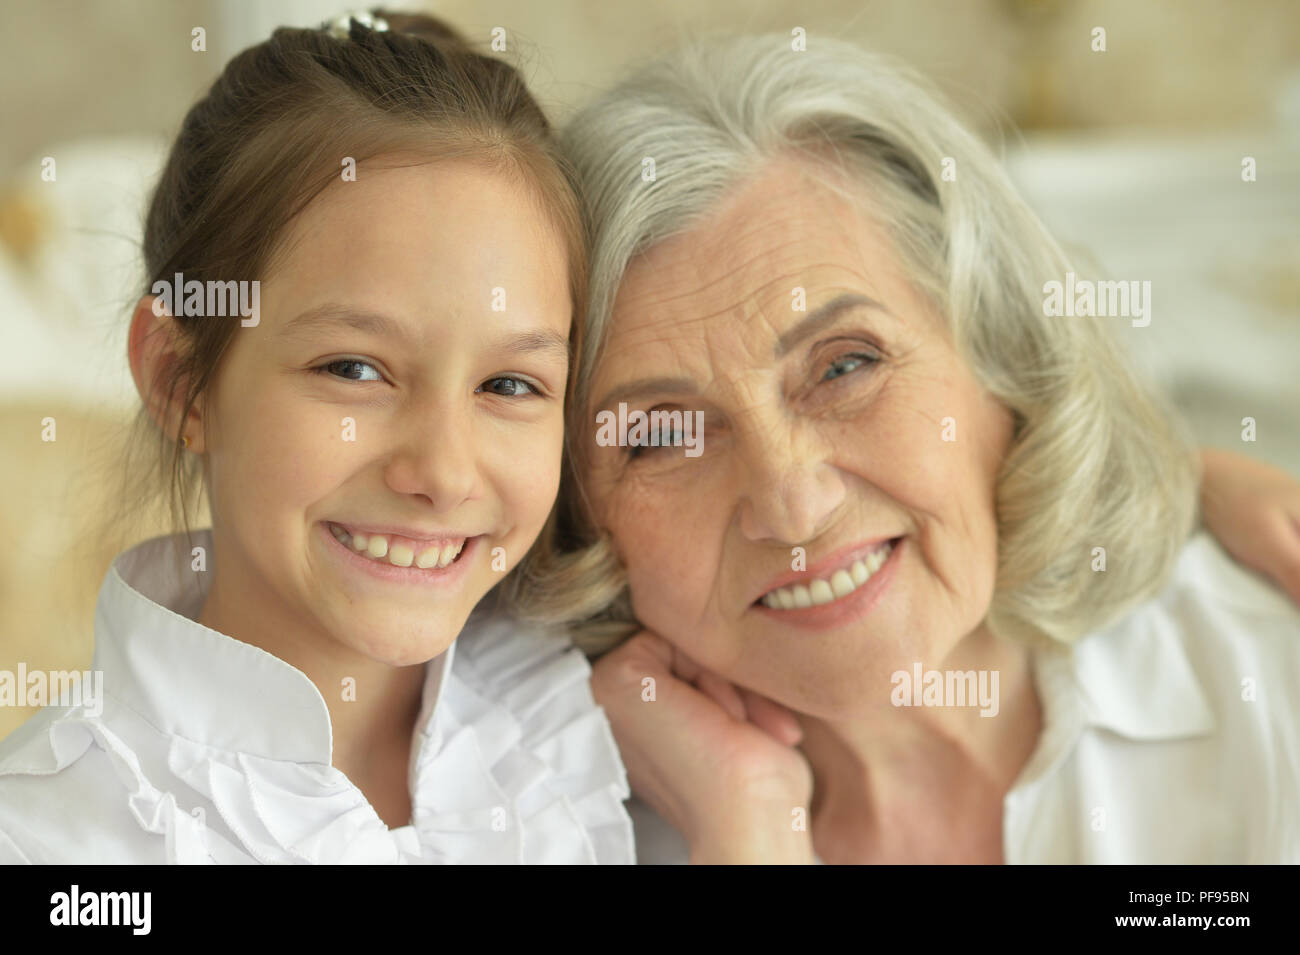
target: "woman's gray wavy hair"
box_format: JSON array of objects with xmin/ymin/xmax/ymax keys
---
[{"xmin": 505, "ymin": 33, "xmax": 1198, "ymax": 654}]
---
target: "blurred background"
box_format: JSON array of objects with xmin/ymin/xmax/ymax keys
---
[{"xmin": 1, "ymin": 0, "xmax": 1297, "ymax": 740}]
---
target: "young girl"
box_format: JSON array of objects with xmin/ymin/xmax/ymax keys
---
[{"xmin": 0, "ymin": 10, "xmax": 632, "ymax": 864}]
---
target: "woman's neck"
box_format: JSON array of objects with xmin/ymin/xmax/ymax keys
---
[{"xmin": 798, "ymin": 625, "xmax": 1043, "ymax": 864}]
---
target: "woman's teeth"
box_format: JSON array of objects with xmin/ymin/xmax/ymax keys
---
[
  {"xmin": 760, "ymin": 540, "xmax": 894, "ymax": 610},
  {"xmin": 328, "ymin": 523, "xmax": 465, "ymax": 569}
]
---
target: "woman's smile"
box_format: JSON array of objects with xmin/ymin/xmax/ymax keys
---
[{"xmin": 750, "ymin": 535, "xmax": 904, "ymax": 631}]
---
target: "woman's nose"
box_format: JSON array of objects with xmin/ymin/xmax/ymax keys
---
[
  {"xmin": 383, "ymin": 402, "xmax": 479, "ymax": 510},
  {"xmin": 735, "ymin": 416, "xmax": 845, "ymax": 544}
]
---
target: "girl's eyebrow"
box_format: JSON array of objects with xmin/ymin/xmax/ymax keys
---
[
  {"xmin": 279, "ymin": 306, "xmax": 569, "ymax": 365},
  {"xmin": 491, "ymin": 329, "xmax": 571, "ymax": 365},
  {"xmin": 279, "ymin": 304, "xmax": 408, "ymax": 342}
]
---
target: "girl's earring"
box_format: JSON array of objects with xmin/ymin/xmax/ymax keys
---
[{"xmin": 180, "ymin": 435, "xmax": 190, "ymax": 450}]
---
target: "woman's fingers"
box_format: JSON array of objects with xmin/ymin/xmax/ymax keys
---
[
  {"xmin": 675, "ymin": 650, "xmax": 804, "ymax": 746},
  {"xmin": 667, "ymin": 645, "xmax": 703, "ymax": 684},
  {"xmin": 637, "ymin": 635, "xmax": 805, "ymax": 744},
  {"xmin": 694, "ymin": 668, "xmax": 748, "ymax": 723},
  {"xmin": 623, "ymin": 628, "xmax": 675, "ymax": 669},
  {"xmin": 739, "ymin": 686, "xmax": 804, "ymax": 746},
  {"xmin": 592, "ymin": 630, "xmax": 815, "ymax": 859}
]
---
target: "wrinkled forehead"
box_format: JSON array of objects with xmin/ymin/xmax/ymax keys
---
[{"xmin": 597, "ymin": 158, "xmax": 910, "ymax": 385}]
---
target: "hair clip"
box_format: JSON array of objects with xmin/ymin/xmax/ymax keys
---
[{"xmin": 324, "ymin": 11, "xmax": 389, "ymax": 39}]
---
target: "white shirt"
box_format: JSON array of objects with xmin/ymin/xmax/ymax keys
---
[
  {"xmin": 0, "ymin": 531, "xmax": 635, "ymax": 864},
  {"xmin": 629, "ymin": 532, "xmax": 1300, "ymax": 863}
]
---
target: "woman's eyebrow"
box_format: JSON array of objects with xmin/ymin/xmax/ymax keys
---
[
  {"xmin": 775, "ymin": 293, "xmax": 888, "ymax": 357},
  {"xmin": 588, "ymin": 294, "xmax": 885, "ymax": 410}
]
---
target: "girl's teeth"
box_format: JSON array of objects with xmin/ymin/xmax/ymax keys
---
[
  {"xmin": 761, "ymin": 541, "xmax": 894, "ymax": 611},
  {"xmin": 330, "ymin": 524, "xmax": 466, "ymax": 570}
]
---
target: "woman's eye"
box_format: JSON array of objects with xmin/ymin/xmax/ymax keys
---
[
  {"xmin": 320, "ymin": 359, "xmax": 382, "ymax": 382},
  {"xmin": 821, "ymin": 352, "xmax": 879, "ymax": 382},
  {"xmin": 626, "ymin": 440, "xmax": 664, "ymax": 461},
  {"xmin": 625, "ymin": 429, "xmax": 682, "ymax": 460},
  {"xmin": 478, "ymin": 376, "xmax": 537, "ymax": 397}
]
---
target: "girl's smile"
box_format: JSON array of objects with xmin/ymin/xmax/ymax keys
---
[
  {"xmin": 319, "ymin": 521, "xmax": 481, "ymax": 586},
  {"xmin": 326, "ymin": 521, "xmax": 470, "ymax": 568}
]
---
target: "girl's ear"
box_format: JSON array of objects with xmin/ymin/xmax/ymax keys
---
[{"xmin": 128, "ymin": 296, "xmax": 206, "ymax": 453}]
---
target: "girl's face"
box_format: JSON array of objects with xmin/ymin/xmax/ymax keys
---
[{"xmin": 195, "ymin": 161, "xmax": 571, "ymax": 665}]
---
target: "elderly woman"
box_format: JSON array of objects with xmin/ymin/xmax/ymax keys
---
[{"xmin": 524, "ymin": 35, "xmax": 1300, "ymax": 863}]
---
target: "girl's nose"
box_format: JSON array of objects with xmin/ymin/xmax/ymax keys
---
[{"xmin": 384, "ymin": 403, "xmax": 479, "ymax": 510}]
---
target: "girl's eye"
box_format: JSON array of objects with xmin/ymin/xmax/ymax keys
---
[
  {"xmin": 320, "ymin": 359, "xmax": 382, "ymax": 382},
  {"xmin": 821, "ymin": 352, "xmax": 879, "ymax": 382},
  {"xmin": 478, "ymin": 376, "xmax": 537, "ymax": 398}
]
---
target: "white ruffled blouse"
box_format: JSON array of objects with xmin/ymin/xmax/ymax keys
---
[{"xmin": 0, "ymin": 532, "xmax": 636, "ymax": 864}]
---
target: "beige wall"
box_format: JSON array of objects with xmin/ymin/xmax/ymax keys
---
[{"xmin": 3, "ymin": 0, "xmax": 1299, "ymax": 175}]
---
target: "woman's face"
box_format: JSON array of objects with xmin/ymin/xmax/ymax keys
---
[
  {"xmin": 583, "ymin": 157, "xmax": 1015, "ymax": 719},
  {"xmin": 194, "ymin": 160, "xmax": 571, "ymax": 666}
]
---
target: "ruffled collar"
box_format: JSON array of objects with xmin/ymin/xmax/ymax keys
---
[{"xmin": 6, "ymin": 531, "xmax": 633, "ymax": 863}]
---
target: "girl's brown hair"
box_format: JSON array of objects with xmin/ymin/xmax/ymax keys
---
[{"xmin": 121, "ymin": 9, "xmax": 589, "ymax": 610}]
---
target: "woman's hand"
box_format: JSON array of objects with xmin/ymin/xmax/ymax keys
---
[
  {"xmin": 1201, "ymin": 448, "xmax": 1300, "ymax": 603},
  {"xmin": 590, "ymin": 630, "xmax": 815, "ymax": 863}
]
